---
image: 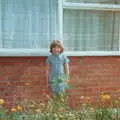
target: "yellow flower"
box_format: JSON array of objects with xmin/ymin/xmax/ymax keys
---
[
  {"xmin": 11, "ymin": 107, "xmax": 17, "ymax": 112},
  {"xmin": 115, "ymin": 89, "xmax": 120, "ymax": 92},
  {"xmin": 35, "ymin": 108, "xmax": 41, "ymax": 113},
  {"xmin": 0, "ymin": 99, "xmax": 5, "ymax": 105},
  {"xmin": 17, "ymin": 105, "xmax": 23, "ymax": 111},
  {"xmin": 24, "ymin": 82, "xmax": 31, "ymax": 86},
  {"xmin": 100, "ymin": 94, "xmax": 111, "ymax": 101}
]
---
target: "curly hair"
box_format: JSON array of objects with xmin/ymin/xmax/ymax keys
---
[{"xmin": 50, "ymin": 40, "xmax": 64, "ymax": 53}]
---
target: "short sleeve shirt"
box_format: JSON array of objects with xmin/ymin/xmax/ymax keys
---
[{"xmin": 46, "ymin": 53, "xmax": 69, "ymax": 82}]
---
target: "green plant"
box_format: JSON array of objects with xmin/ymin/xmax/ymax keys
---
[
  {"xmin": 0, "ymin": 94, "xmax": 119, "ymax": 120},
  {"xmin": 0, "ymin": 79, "xmax": 120, "ymax": 120}
]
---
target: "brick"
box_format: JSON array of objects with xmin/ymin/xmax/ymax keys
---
[{"xmin": 0, "ymin": 56, "xmax": 119, "ymax": 108}]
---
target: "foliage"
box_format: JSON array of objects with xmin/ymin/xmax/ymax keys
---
[
  {"xmin": 0, "ymin": 93, "xmax": 119, "ymax": 120},
  {"xmin": 0, "ymin": 81, "xmax": 120, "ymax": 120}
]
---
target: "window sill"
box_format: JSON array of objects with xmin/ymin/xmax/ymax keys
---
[
  {"xmin": 0, "ymin": 49, "xmax": 49, "ymax": 56},
  {"xmin": 65, "ymin": 51, "xmax": 120, "ymax": 56},
  {"xmin": 0, "ymin": 49, "xmax": 119, "ymax": 56},
  {"xmin": 63, "ymin": 2, "xmax": 120, "ymax": 11}
]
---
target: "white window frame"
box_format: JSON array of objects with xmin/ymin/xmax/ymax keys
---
[
  {"xmin": 59, "ymin": 0, "xmax": 120, "ymax": 56},
  {"xmin": 0, "ymin": 1, "xmax": 50, "ymax": 57},
  {"xmin": 1, "ymin": 0, "xmax": 120, "ymax": 56}
]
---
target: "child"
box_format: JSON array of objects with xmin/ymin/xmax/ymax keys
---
[{"xmin": 46, "ymin": 40, "xmax": 70, "ymax": 95}]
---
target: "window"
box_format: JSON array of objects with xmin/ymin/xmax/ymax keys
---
[
  {"xmin": 1, "ymin": 0, "xmax": 120, "ymax": 56},
  {"xmin": 61, "ymin": 0, "xmax": 120, "ymax": 52},
  {"xmin": 0, "ymin": 0, "xmax": 59, "ymax": 50}
]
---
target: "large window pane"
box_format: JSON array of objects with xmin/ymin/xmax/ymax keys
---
[
  {"xmin": 63, "ymin": 9, "xmax": 120, "ymax": 51},
  {"xmin": 0, "ymin": 0, "xmax": 58, "ymax": 49}
]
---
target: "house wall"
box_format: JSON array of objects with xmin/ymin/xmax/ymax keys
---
[{"xmin": 0, "ymin": 56, "xmax": 120, "ymax": 108}]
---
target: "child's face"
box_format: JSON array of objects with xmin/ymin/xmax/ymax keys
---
[{"xmin": 52, "ymin": 46, "xmax": 61, "ymax": 55}]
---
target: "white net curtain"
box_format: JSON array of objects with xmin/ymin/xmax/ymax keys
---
[
  {"xmin": 1, "ymin": 0, "xmax": 120, "ymax": 51},
  {"xmin": 63, "ymin": 0, "xmax": 120, "ymax": 51},
  {"xmin": 0, "ymin": 0, "xmax": 58, "ymax": 49}
]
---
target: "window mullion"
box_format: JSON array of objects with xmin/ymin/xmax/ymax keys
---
[
  {"xmin": 58, "ymin": 0, "xmax": 63, "ymax": 42},
  {"xmin": 0, "ymin": 0, "xmax": 3, "ymax": 48}
]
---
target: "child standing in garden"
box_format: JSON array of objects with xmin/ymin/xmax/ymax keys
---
[{"xmin": 46, "ymin": 40, "xmax": 70, "ymax": 95}]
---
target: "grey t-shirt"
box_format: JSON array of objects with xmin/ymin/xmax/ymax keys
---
[{"xmin": 46, "ymin": 53, "xmax": 69, "ymax": 83}]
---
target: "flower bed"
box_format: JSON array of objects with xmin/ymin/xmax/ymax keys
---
[{"xmin": 0, "ymin": 92, "xmax": 120, "ymax": 120}]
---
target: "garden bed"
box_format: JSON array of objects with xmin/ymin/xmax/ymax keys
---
[{"xmin": 0, "ymin": 92, "xmax": 120, "ymax": 120}]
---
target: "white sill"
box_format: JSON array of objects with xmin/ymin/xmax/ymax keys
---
[
  {"xmin": 63, "ymin": 2, "xmax": 120, "ymax": 11},
  {"xmin": 0, "ymin": 49, "xmax": 49, "ymax": 56},
  {"xmin": 65, "ymin": 51, "xmax": 120, "ymax": 56},
  {"xmin": 0, "ymin": 49, "xmax": 120, "ymax": 56}
]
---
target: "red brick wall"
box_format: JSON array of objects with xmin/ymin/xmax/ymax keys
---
[
  {"xmin": 0, "ymin": 57, "xmax": 48, "ymax": 108},
  {"xmin": 69, "ymin": 56, "xmax": 120, "ymax": 107},
  {"xmin": 0, "ymin": 56, "xmax": 120, "ymax": 107}
]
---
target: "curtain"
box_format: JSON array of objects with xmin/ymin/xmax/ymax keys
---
[
  {"xmin": 63, "ymin": 0, "xmax": 120, "ymax": 51},
  {"xmin": 0, "ymin": 0, "xmax": 58, "ymax": 49}
]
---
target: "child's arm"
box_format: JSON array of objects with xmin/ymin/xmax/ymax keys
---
[{"xmin": 64, "ymin": 63, "xmax": 70, "ymax": 82}]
